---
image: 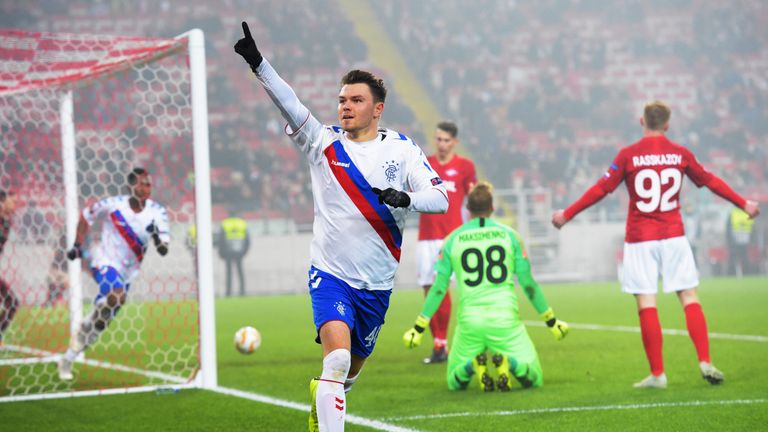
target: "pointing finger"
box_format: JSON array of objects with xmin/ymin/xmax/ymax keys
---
[{"xmin": 241, "ymin": 21, "xmax": 252, "ymax": 40}]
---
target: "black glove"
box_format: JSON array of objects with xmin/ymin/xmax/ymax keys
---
[
  {"xmin": 147, "ymin": 221, "xmax": 167, "ymax": 255},
  {"xmin": 372, "ymin": 187, "xmax": 411, "ymax": 208},
  {"xmin": 146, "ymin": 221, "xmax": 160, "ymax": 244},
  {"xmin": 67, "ymin": 242, "xmax": 82, "ymax": 261},
  {"xmin": 234, "ymin": 21, "xmax": 263, "ymax": 72}
]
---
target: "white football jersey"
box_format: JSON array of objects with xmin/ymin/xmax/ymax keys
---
[
  {"xmin": 83, "ymin": 195, "xmax": 170, "ymax": 283},
  {"xmin": 290, "ymin": 116, "xmax": 446, "ymax": 290}
]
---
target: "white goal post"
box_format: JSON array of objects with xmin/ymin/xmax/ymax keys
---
[{"xmin": 0, "ymin": 28, "xmax": 216, "ymax": 401}]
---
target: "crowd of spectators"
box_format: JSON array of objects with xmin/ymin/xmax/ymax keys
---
[
  {"xmin": 3, "ymin": 0, "xmax": 766, "ymax": 228},
  {"xmin": 3, "ymin": 0, "xmax": 420, "ymax": 227},
  {"xmin": 376, "ymin": 0, "xmax": 768, "ymax": 218}
]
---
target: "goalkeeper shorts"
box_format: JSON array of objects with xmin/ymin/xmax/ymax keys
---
[{"xmin": 308, "ymin": 266, "xmax": 391, "ymax": 358}]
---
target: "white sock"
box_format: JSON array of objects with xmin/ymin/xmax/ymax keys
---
[
  {"xmin": 63, "ymin": 348, "xmax": 78, "ymax": 363},
  {"xmin": 70, "ymin": 301, "xmax": 115, "ymax": 357},
  {"xmin": 317, "ymin": 349, "xmax": 350, "ymax": 432}
]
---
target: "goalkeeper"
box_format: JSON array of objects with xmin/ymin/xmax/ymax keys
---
[{"xmin": 404, "ymin": 181, "xmax": 568, "ymax": 391}]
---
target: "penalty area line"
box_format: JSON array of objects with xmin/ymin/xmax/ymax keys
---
[
  {"xmin": 522, "ymin": 321, "xmax": 768, "ymax": 343},
  {"xmin": 385, "ymin": 399, "xmax": 768, "ymax": 422},
  {"xmin": 212, "ymin": 386, "xmax": 422, "ymax": 432}
]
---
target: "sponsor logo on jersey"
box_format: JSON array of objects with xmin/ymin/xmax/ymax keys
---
[
  {"xmin": 604, "ymin": 163, "xmax": 619, "ymax": 179},
  {"xmin": 331, "ymin": 160, "xmax": 350, "ymax": 168},
  {"xmin": 632, "ymin": 154, "xmax": 682, "ymax": 167},
  {"xmin": 443, "ymin": 180, "xmax": 457, "ymax": 192},
  {"xmin": 430, "ymin": 177, "xmax": 443, "ymax": 186},
  {"xmin": 382, "ymin": 160, "xmax": 400, "ymax": 182},
  {"xmin": 445, "ymin": 168, "xmax": 458, "ymax": 177}
]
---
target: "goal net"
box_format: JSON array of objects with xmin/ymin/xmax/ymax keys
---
[{"xmin": 0, "ymin": 28, "xmax": 216, "ymax": 400}]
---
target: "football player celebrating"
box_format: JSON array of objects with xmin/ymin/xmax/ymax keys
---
[
  {"xmin": 552, "ymin": 101, "xmax": 760, "ymax": 388},
  {"xmin": 235, "ymin": 21, "xmax": 448, "ymax": 432},
  {"xmin": 58, "ymin": 167, "xmax": 170, "ymax": 380}
]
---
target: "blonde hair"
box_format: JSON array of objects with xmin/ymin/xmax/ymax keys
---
[
  {"xmin": 467, "ymin": 181, "xmax": 493, "ymax": 216},
  {"xmin": 643, "ymin": 100, "xmax": 671, "ymax": 131}
]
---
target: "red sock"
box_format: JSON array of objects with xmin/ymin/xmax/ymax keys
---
[
  {"xmin": 429, "ymin": 290, "xmax": 451, "ymax": 345},
  {"xmin": 684, "ymin": 303, "xmax": 710, "ymax": 363},
  {"xmin": 638, "ymin": 307, "xmax": 664, "ymax": 376}
]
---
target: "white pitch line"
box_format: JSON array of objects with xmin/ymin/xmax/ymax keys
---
[
  {"xmin": 0, "ymin": 344, "xmax": 188, "ymax": 383},
  {"xmin": 385, "ymin": 399, "xmax": 768, "ymax": 422},
  {"xmin": 212, "ymin": 386, "xmax": 422, "ymax": 432},
  {"xmin": 522, "ymin": 321, "xmax": 768, "ymax": 342}
]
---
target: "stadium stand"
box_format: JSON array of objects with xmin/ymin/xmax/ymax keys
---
[{"xmin": 4, "ymin": 0, "xmax": 766, "ymax": 231}]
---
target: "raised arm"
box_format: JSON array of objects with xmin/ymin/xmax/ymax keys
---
[
  {"xmin": 234, "ymin": 21, "xmax": 315, "ymax": 135},
  {"xmin": 553, "ymin": 152, "xmax": 625, "ymax": 229}
]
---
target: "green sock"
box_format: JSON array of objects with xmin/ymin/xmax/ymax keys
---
[{"xmin": 451, "ymin": 361, "xmax": 475, "ymax": 389}]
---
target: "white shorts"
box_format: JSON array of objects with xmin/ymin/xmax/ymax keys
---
[
  {"xmin": 417, "ymin": 240, "xmax": 444, "ymax": 287},
  {"xmin": 621, "ymin": 236, "xmax": 699, "ymax": 295}
]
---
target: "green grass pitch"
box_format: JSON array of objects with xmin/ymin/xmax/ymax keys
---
[{"xmin": 2, "ymin": 277, "xmax": 766, "ymax": 431}]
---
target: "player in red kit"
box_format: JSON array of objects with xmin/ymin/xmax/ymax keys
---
[
  {"xmin": 552, "ymin": 101, "xmax": 760, "ymax": 388},
  {"xmin": 417, "ymin": 121, "xmax": 476, "ymax": 364}
]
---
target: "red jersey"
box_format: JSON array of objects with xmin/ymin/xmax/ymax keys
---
[
  {"xmin": 418, "ymin": 154, "xmax": 476, "ymax": 240},
  {"xmin": 565, "ymin": 136, "xmax": 746, "ymax": 243}
]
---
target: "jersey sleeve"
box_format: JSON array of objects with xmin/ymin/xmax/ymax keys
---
[
  {"xmin": 563, "ymin": 149, "xmax": 624, "ymax": 220},
  {"xmin": 406, "ymin": 143, "xmax": 446, "ymax": 195},
  {"xmin": 682, "ymin": 148, "xmax": 714, "ymax": 187},
  {"xmin": 82, "ymin": 197, "xmax": 113, "ymax": 226},
  {"xmin": 419, "ymin": 236, "xmax": 454, "ymax": 319},
  {"xmin": 286, "ymin": 115, "xmax": 326, "ymax": 165},
  {"xmin": 254, "ymin": 59, "xmax": 326, "ymax": 165},
  {"xmin": 510, "ymin": 230, "xmax": 550, "ymax": 314},
  {"xmin": 596, "ymin": 149, "xmax": 627, "ymax": 193}
]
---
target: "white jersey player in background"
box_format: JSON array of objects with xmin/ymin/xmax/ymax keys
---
[
  {"xmin": 58, "ymin": 167, "xmax": 170, "ymax": 380},
  {"xmin": 235, "ymin": 21, "xmax": 448, "ymax": 432}
]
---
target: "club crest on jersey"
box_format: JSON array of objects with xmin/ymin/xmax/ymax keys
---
[
  {"xmin": 430, "ymin": 177, "xmax": 443, "ymax": 186},
  {"xmin": 334, "ymin": 301, "xmax": 346, "ymax": 316},
  {"xmin": 382, "ymin": 160, "xmax": 400, "ymax": 183}
]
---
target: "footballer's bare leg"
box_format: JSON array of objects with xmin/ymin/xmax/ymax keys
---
[
  {"xmin": 633, "ymin": 294, "xmax": 666, "ymax": 388},
  {"xmin": 676, "ymin": 288, "xmax": 723, "ymax": 384},
  {"xmin": 315, "ymin": 320, "xmax": 352, "ymax": 431}
]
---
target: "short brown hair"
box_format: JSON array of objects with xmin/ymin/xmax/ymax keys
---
[
  {"xmin": 340, "ymin": 70, "xmax": 387, "ymax": 103},
  {"xmin": 643, "ymin": 100, "xmax": 671, "ymax": 131},
  {"xmin": 467, "ymin": 181, "xmax": 493, "ymax": 215},
  {"xmin": 437, "ymin": 121, "xmax": 458, "ymax": 138}
]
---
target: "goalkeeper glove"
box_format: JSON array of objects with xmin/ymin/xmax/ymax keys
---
[
  {"xmin": 234, "ymin": 21, "xmax": 263, "ymax": 72},
  {"xmin": 541, "ymin": 307, "xmax": 569, "ymax": 341},
  {"xmin": 67, "ymin": 242, "xmax": 82, "ymax": 261},
  {"xmin": 403, "ymin": 315, "xmax": 430, "ymax": 348},
  {"xmin": 372, "ymin": 187, "xmax": 411, "ymax": 208}
]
